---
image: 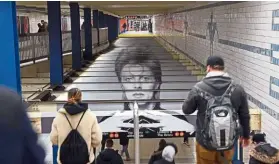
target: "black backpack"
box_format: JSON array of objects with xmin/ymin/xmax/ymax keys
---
[{"xmin": 59, "ymin": 111, "xmax": 89, "ymax": 164}]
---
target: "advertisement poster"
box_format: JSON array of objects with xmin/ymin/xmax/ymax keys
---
[
  {"xmin": 17, "ymin": 16, "xmax": 30, "ymax": 36},
  {"xmin": 119, "ymin": 18, "xmax": 128, "ymax": 33}
]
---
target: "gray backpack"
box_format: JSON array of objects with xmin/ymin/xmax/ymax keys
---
[{"xmin": 195, "ymin": 81, "xmax": 241, "ymax": 151}]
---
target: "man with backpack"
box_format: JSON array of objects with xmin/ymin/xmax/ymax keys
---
[
  {"xmin": 182, "ymin": 56, "xmax": 250, "ymax": 164},
  {"xmin": 96, "ymin": 139, "xmax": 124, "ymax": 164}
]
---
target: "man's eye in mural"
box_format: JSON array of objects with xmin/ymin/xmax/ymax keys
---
[
  {"xmin": 123, "ymin": 77, "xmax": 133, "ymax": 82},
  {"xmin": 143, "ymin": 76, "xmax": 151, "ymax": 81}
]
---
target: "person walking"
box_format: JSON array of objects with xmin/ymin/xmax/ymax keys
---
[
  {"xmin": 148, "ymin": 139, "xmax": 167, "ymax": 164},
  {"xmin": 182, "ymin": 56, "xmax": 251, "ymax": 164},
  {"xmin": 50, "ymin": 88, "xmax": 102, "ymax": 164},
  {"xmin": 0, "ymin": 87, "xmax": 45, "ymax": 164},
  {"xmin": 96, "ymin": 139, "xmax": 124, "ymax": 164},
  {"xmin": 119, "ymin": 133, "xmax": 131, "ymax": 161}
]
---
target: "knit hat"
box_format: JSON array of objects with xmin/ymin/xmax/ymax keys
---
[
  {"xmin": 162, "ymin": 145, "xmax": 176, "ymax": 162},
  {"xmin": 206, "ymin": 56, "xmax": 224, "ymax": 67}
]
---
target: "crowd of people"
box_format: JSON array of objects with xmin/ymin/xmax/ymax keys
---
[{"xmin": 1, "ymin": 56, "xmax": 279, "ymax": 164}]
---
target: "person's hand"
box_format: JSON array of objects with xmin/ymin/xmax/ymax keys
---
[{"xmin": 239, "ymin": 137, "xmax": 250, "ymax": 147}]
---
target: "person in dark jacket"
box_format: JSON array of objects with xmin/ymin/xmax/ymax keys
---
[
  {"xmin": 182, "ymin": 56, "xmax": 251, "ymax": 164},
  {"xmin": 153, "ymin": 143, "xmax": 178, "ymax": 164},
  {"xmin": 96, "ymin": 139, "xmax": 124, "ymax": 164},
  {"xmin": 0, "ymin": 86, "xmax": 45, "ymax": 164},
  {"xmin": 249, "ymin": 133, "xmax": 279, "ymax": 164},
  {"xmin": 148, "ymin": 139, "xmax": 167, "ymax": 164},
  {"xmin": 119, "ymin": 132, "xmax": 131, "ymax": 161}
]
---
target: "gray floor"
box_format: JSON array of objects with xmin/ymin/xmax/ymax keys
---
[{"xmin": 38, "ymin": 134, "xmax": 251, "ymax": 164}]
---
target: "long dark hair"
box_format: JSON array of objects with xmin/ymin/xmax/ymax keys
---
[{"xmin": 158, "ymin": 139, "xmax": 167, "ymax": 151}]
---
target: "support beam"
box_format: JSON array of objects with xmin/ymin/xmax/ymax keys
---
[
  {"xmin": 107, "ymin": 15, "xmax": 118, "ymax": 42},
  {"xmin": 93, "ymin": 10, "xmax": 100, "ymax": 46},
  {"xmin": 83, "ymin": 8, "xmax": 93, "ymax": 61},
  {"xmin": 104, "ymin": 14, "xmax": 108, "ymax": 27},
  {"xmin": 107, "ymin": 15, "xmax": 113, "ymax": 42},
  {"xmin": 47, "ymin": 1, "xmax": 64, "ymax": 88},
  {"xmin": 116, "ymin": 17, "xmax": 120, "ymax": 37},
  {"xmin": 99, "ymin": 11, "xmax": 104, "ymax": 28},
  {"xmin": 0, "ymin": 2, "xmax": 21, "ymax": 94},
  {"xmin": 70, "ymin": 3, "xmax": 82, "ymax": 71}
]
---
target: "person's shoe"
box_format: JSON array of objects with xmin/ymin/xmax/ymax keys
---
[{"xmin": 125, "ymin": 158, "xmax": 131, "ymax": 161}]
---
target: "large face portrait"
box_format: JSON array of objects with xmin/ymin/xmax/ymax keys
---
[
  {"xmin": 51, "ymin": 39, "xmax": 197, "ymax": 136},
  {"xmin": 120, "ymin": 64, "xmax": 159, "ymax": 101},
  {"xmin": 115, "ymin": 48, "xmax": 163, "ymax": 110}
]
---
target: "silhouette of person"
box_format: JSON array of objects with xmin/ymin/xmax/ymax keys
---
[{"xmin": 206, "ymin": 12, "xmax": 219, "ymax": 57}]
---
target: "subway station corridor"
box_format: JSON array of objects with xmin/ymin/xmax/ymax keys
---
[{"xmin": 1, "ymin": 1, "xmax": 279, "ymax": 164}]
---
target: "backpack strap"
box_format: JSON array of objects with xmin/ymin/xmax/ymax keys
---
[
  {"xmin": 64, "ymin": 114, "xmax": 74, "ymax": 130},
  {"xmin": 222, "ymin": 80, "xmax": 236, "ymax": 98},
  {"xmin": 76, "ymin": 111, "xmax": 86, "ymax": 130},
  {"xmin": 64, "ymin": 111, "xmax": 86, "ymax": 130}
]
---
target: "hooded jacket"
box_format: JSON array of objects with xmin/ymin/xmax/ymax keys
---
[
  {"xmin": 249, "ymin": 143, "xmax": 279, "ymax": 164},
  {"xmin": 96, "ymin": 148, "xmax": 124, "ymax": 164},
  {"xmin": 0, "ymin": 87, "xmax": 45, "ymax": 164},
  {"xmin": 50, "ymin": 102, "xmax": 102, "ymax": 164},
  {"xmin": 182, "ymin": 71, "xmax": 250, "ymax": 149},
  {"xmin": 153, "ymin": 145, "xmax": 176, "ymax": 164},
  {"xmin": 148, "ymin": 149, "xmax": 164, "ymax": 164}
]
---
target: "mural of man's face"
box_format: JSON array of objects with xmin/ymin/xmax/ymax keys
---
[{"xmin": 120, "ymin": 64, "xmax": 159, "ymax": 105}]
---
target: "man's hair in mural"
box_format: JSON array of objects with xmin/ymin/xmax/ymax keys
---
[
  {"xmin": 115, "ymin": 48, "xmax": 162, "ymax": 110},
  {"xmin": 115, "ymin": 48, "xmax": 162, "ymax": 83}
]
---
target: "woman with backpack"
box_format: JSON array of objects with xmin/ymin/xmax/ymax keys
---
[{"xmin": 50, "ymin": 88, "xmax": 102, "ymax": 164}]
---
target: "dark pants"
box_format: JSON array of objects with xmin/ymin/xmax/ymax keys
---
[{"xmin": 184, "ymin": 133, "xmax": 189, "ymax": 143}]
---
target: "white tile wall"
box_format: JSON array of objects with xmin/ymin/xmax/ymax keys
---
[
  {"xmin": 155, "ymin": 1, "xmax": 279, "ymax": 148},
  {"xmin": 16, "ymin": 11, "xmax": 84, "ymax": 33}
]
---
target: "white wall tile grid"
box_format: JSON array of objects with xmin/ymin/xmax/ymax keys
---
[{"xmin": 154, "ymin": 1, "xmax": 279, "ymax": 148}]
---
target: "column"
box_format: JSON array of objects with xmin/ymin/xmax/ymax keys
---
[
  {"xmin": 107, "ymin": 15, "xmax": 113, "ymax": 42},
  {"xmin": 70, "ymin": 3, "xmax": 82, "ymax": 71},
  {"xmin": 83, "ymin": 8, "xmax": 93, "ymax": 61},
  {"xmin": 111, "ymin": 16, "xmax": 116, "ymax": 41},
  {"xmin": 104, "ymin": 14, "xmax": 108, "ymax": 27},
  {"xmin": 113, "ymin": 16, "xmax": 119, "ymax": 40},
  {"xmin": 47, "ymin": 1, "xmax": 64, "ymax": 87},
  {"xmin": 99, "ymin": 11, "xmax": 104, "ymax": 28},
  {"xmin": 116, "ymin": 17, "xmax": 120, "ymax": 38},
  {"xmin": 0, "ymin": 2, "xmax": 21, "ymax": 94},
  {"xmin": 93, "ymin": 10, "xmax": 100, "ymax": 46}
]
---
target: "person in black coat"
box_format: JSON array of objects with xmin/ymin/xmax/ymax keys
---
[
  {"xmin": 249, "ymin": 133, "xmax": 279, "ymax": 164},
  {"xmin": 96, "ymin": 139, "xmax": 124, "ymax": 164},
  {"xmin": 0, "ymin": 87, "xmax": 45, "ymax": 164},
  {"xmin": 119, "ymin": 132, "xmax": 131, "ymax": 161},
  {"xmin": 148, "ymin": 139, "xmax": 167, "ymax": 164}
]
